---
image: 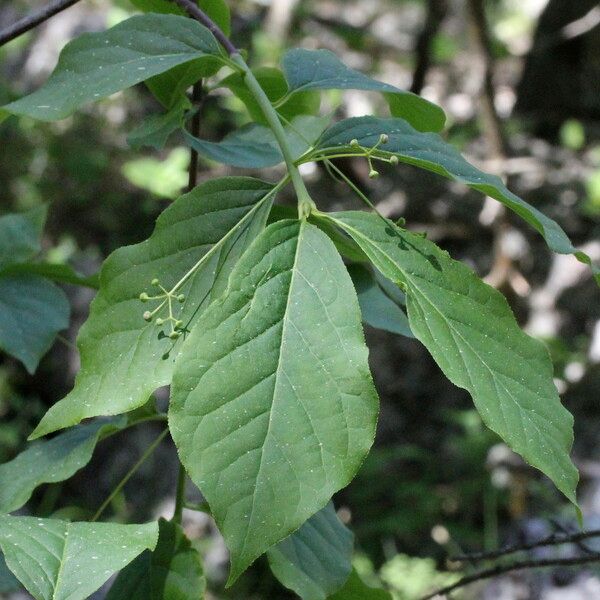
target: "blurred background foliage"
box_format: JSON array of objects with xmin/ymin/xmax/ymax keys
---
[{"xmin": 1, "ymin": 0, "xmax": 600, "ymax": 598}]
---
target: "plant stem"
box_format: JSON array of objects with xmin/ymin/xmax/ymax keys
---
[
  {"xmin": 230, "ymin": 54, "xmax": 315, "ymax": 218},
  {"xmin": 91, "ymin": 428, "xmax": 168, "ymax": 522},
  {"xmin": 169, "ymin": 0, "xmax": 315, "ymax": 218},
  {"xmin": 173, "ymin": 463, "xmax": 187, "ymax": 524}
]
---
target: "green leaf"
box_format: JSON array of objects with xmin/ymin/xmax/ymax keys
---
[
  {"xmin": 0, "ymin": 262, "xmax": 99, "ymax": 289},
  {"xmin": 169, "ymin": 220, "xmax": 378, "ymax": 583},
  {"xmin": 107, "ymin": 518, "xmax": 205, "ymax": 600},
  {"xmin": 183, "ymin": 115, "xmax": 329, "ymax": 168},
  {"xmin": 1, "ymin": 14, "xmax": 223, "ymax": 121},
  {"xmin": 0, "ymin": 417, "xmax": 126, "ymax": 514},
  {"xmin": 31, "ymin": 177, "xmax": 276, "ymax": 439},
  {"xmin": 267, "ymin": 502, "xmax": 353, "ymax": 600},
  {"xmin": 0, "ymin": 516, "xmax": 158, "ymax": 600},
  {"xmin": 0, "ymin": 553, "xmax": 20, "ymax": 594},
  {"xmin": 130, "ymin": 0, "xmax": 231, "ymax": 35},
  {"xmin": 313, "ymin": 116, "xmax": 594, "ymax": 272},
  {"xmin": 220, "ymin": 67, "xmax": 320, "ymax": 124},
  {"xmin": 127, "ymin": 99, "xmax": 188, "ymax": 150},
  {"xmin": 348, "ymin": 264, "xmax": 413, "ymax": 338},
  {"xmin": 0, "ymin": 274, "xmax": 70, "ymax": 373},
  {"xmin": 327, "ymin": 568, "xmax": 392, "ymax": 600},
  {"xmin": 0, "ymin": 206, "xmax": 46, "ymax": 270},
  {"xmin": 320, "ymin": 211, "xmax": 578, "ymax": 503},
  {"xmin": 281, "ymin": 49, "xmax": 445, "ymax": 132}
]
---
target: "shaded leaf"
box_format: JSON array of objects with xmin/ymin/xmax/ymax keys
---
[
  {"xmin": 281, "ymin": 49, "xmax": 445, "ymax": 132},
  {"xmin": 107, "ymin": 518, "xmax": 205, "ymax": 600},
  {"xmin": 348, "ymin": 264, "xmax": 413, "ymax": 337},
  {"xmin": 0, "ymin": 553, "xmax": 20, "ymax": 594},
  {"xmin": 267, "ymin": 502, "xmax": 353, "ymax": 600},
  {"xmin": 0, "ymin": 14, "xmax": 223, "ymax": 122},
  {"xmin": 0, "ymin": 262, "xmax": 99, "ymax": 289},
  {"xmin": 313, "ymin": 117, "xmax": 595, "ymax": 274},
  {"xmin": 0, "ymin": 274, "xmax": 69, "ymax": 373},
  {"xmin": 127, "ymin": 99, "xmax": 188, "ymax": 150},
  {"xmin": 220, "ymin": 66, "xmax": 320, "ymax": 124},
  {"xmin": 183, "ymin": 115, "xmax": 329, "ymax": 168},
  {"xmin": 0, "ymin": 206, "xmax": 46, "ymax": 270},
  {"xmin": 169, "ymin": 220, "xmax": 378, "ymax": 583},
  {"xmin": 328, "ymin": 568, "xmax": 392, "ymax": 600},
  {"xmin": 320, "ymin": 211, "xmax": 578, "ymax": 503},
  {"xmin": 31, "ymin": 177, "xmax": 276, "ymax": 439},
  {"xmin": 0, "ymin": 418, "xmax": 126, "ymax": 513},
  {"xmin": 0, "ymin": 516, "xmax": 158, "ymax": 600}
]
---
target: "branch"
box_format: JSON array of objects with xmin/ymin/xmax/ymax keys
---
[
  {"xmin": 421, "ymin": 553, "xmax": 600, "ymax": 600},
  {"xmin": 0, "ymin": 0, "xmax": 83, "ymax": 47},
  {"xmin": 452, "ymin": 529, "xmax": 600, "ymax": 562},
  {"xmin": 170, "ymin": 0, "xmax": 237, "ymax": 55}
]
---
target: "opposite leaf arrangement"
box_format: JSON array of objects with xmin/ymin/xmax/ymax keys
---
[{"xmin": 0, "ymin": 2, "xmax": 596, "ymax": 599}]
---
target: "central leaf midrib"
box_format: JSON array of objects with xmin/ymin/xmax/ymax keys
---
[{"xmin": 239, "ymin": 221, "xmax": 305, "ymax": 558}]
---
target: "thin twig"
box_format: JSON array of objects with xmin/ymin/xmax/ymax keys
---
[
  {"xmin": 187, "ymin": 82, "xmax": 203, "ymax": 191},
  {"xmin": 421, "ymin": 554, "xmax": 600, "ymax": 600},
  {"xmin": 452, "ymin": 529, "xmax": 600, "ymax": 562},
  {"xmin": 0, "ymin": 0, "xmax": 83, "ymax": 47},
  {"xmin": 91, "ymin": 428, "xmax": 168, "ymax": 522},
  {"xmin": 170, "ymin": 0, "xmax": 237, "ymax": 55}
]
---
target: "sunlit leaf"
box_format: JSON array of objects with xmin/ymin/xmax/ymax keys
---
[{"xmin": 169, "ymin": 220, "xmax": 378, "ymax": 582}]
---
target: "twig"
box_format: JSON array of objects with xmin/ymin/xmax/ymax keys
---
[
  {"xmin": 170, "ymin": 0, "xmax": 237, "ymax": 55},
  {"xmin": 421, "ymin": 554, "xmax": 600, "ymax": 600},
  {"xmin": 187, "ymin": 82, "xmax": 203, "ymax": 191},
  {"xmin": 451, "ymin": 529, "xmax": 600, "ymax": 562},
  {"xmin": 0, "ymin": 0, "xmax": 83, "ymax": 47}
]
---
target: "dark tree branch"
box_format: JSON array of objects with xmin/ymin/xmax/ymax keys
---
[
  {"xmin": 0, "ymin": 0, "xmax": 83, "ymax": 47},
  {"xmin": 451, "ymin": 528, "xmax": 600, "ymax": 563},
  {"xmin": 187, "ymin": 82, "xmax": 204, "ymax": 192},
  {"xmin": 421, "ymin": 553, "xmax": 600, "ymax": 600},
  {"xmin": 170, "ymin": 0, "xmax": 237, "ymax": 55}
]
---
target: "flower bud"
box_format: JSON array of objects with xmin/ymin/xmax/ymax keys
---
[
  {"xmin": 380, "ymin": 133, "xmax": 389, "ymax": 144},
  {"xmin": 390, "ymin": 155, "xmax": 399, "ymax": 165},
  {"xmin": 177, "ymin": 294, "xmax": 185, "ymax": 303},
  {"xmin": 350, "ymin": 139, "xmax": 359, "ymax": 148},
  {"xmin": 156, "ymin": 318, "xmax": 164, "ymax": 326},
  {"xmin": 143, "ymin": 311, "xmax": 152, "ymax": 322},
  {"xmin": 368, "ymin": 169, "xmax": 379, "ymax": 179},
  {"xmin": 139, "ymin": 292, "xmax": 149, "ymax": 302},
  {"xmin": 151, "ymin": 278, "xmax": 159, "ymax": 286},
  {"xmin": 169, "ymin": 331, "xmax": 181, "ymax": 340}
]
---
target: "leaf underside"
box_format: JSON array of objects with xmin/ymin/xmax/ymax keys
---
[{"xmin": 169, "ymin": 220, "xmax": 378, "ymax": 582}]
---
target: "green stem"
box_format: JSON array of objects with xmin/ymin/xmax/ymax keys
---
[
  {"xmin": 230, "ymin": 53, "xmax": 315, "ymax": 219},
  {"xmin": 173, "ymin": 463, "xmax": 186, "ymax": 524},
  {"xmin": 91, "ymin": 428, "xmax": 168, "ymax": 522}
]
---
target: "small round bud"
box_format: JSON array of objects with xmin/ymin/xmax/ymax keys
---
[
  {"xmin": 151, "ymin": 278, "xmax": 159, "ymax": 286},
  {"xmin": 395, "ymin": 217, "xmax": 406, "ymax": 227},
  {"xmin": 350, "ymin": 139, "xmax": 359, "ymax": 148},
  {"xmin": 368, "ymin": 169, "xmax": 379, "ymax": 179},
  {"xmin": 139, "ymin": 292, "xmax": 149, "ymax": 302},
  {"xmin": 175, "ymin": 320, "xmax": 184, "ymax": 329},
  {"xmin": 143, "ymin": 311, "xmax": 152, "ymax": 322},
  {"xmin": 380, "ymin": 133, "xmax": 389, "ymax": 144},
  {"xmin": 156, "ymin": 318, "xmax": 164, "ymax": 326},
  {"xmin": 389, "ymin": 155, "xmax": 399, "ymax": 165},
  {"xmin": 177, "ymin": 294, "xmax": 185, "ymax": 303},
  {"xmin": 169, "ymin": 331, "xmax": 181, "ymax": 340}
]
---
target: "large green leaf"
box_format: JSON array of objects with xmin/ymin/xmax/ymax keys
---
[
  {"xmin": 281, "ymin": 49, "xmax": 445, "ymax": 132},
  {"xmin": 311, "ymin": 117, "xmax": 596, "ymax": 274},
  {"xmin": 183, "ymin": 115, "xmax": 329, "ymax": 168},
  {"xmin": 0, "ymin": 206, "xmax": 46, "ymax": 270},
  {"xmin": 267, "ymin": 502, "xmax": 353, "ymax": 600},
  {"xmin": 348, "ymin": 264, "xmax": 413, "ymax": 338},
  {"xmin": 127, "ymin": 99, "xmax": 188, "ymax": 150},
  {"xmin": 328, "ymin": 568, "xmax": 392, "ymax": 600},
  {"xmin": 106, "ymin": 518, "xmax": 205, "ymax": 600},
  {"xmin": 0, "ymin": 14, "xmax": 223, "ymax": 122},
  {"xmin": 0, "ymin": 516, "xmax": 158, "ymax": 600},
  {"xmin": 31, "ymin": 177, "xmax": 276, "ymax": 439},
  {"xmin": 169, "ymin": 220, "xmax": 378, "ymax": 583},
  {"xmin": 319, "ymin": 211, "xmax": 578, "ymax": 503},
  {"xmin": 220, "ymin": 67, "xmax": 320, "ymax": 124},
  {"xmin": 0, "ymin": 274, "xmax": 70, "ymax": 373},
  {"xmin": 0, "ymin": 418, "xmax": 126, "ymax": 513}
]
